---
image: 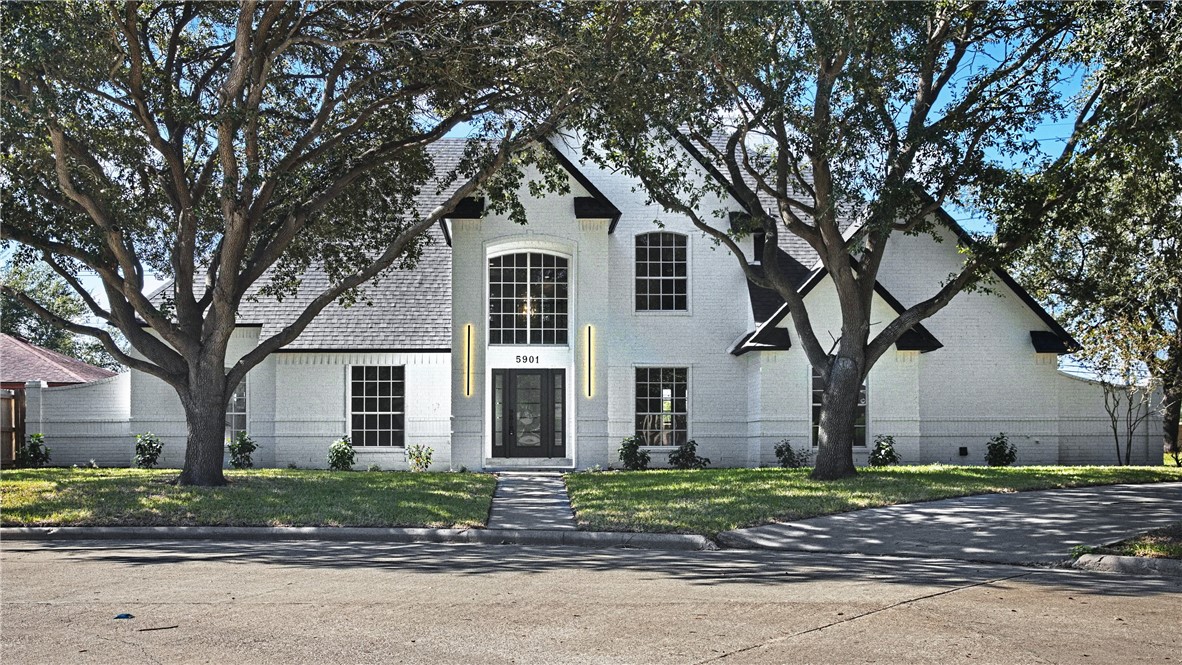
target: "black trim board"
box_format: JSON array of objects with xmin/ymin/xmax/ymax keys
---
[
  {"xmin": 439, "ymin": 196, "xmax": 483, "ymax": 247},
  {"xmin": 664, "ymin": 126, "xmax": 751, "ymax": 213},
  {"xmin": 913, "ymin": 184, "xmax": 1080, "ymax": 353},
  {"xmin": 1031, "ymin": 330, "xmax": 1071, "ymax": 354},
  {"xmin": 540, "ymin": 141, "xmax": 622, "ymax": 231},
  {"xmin": 671, "ymin": 131, "xmax": 1078, "ymax": 355},
  {"xmin": 749, "ymin": 266, "xmax": 944, "ymax": 354}
]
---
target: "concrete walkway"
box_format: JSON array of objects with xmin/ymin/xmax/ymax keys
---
[
  {"xmin": 719, "ymin": 482, "xmax": 1182, "ymax": 565},
  {"xmin": 486, "ymin": 472, "xmax": 576, "ymax": 530}
]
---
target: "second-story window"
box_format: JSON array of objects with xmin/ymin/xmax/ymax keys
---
[
  {"xmin": 635, "ymin": 232, "xmax": 687, "ymax": 311},
  {"xmin": 489, "ymin": 252, "xmax": 569, "ymax": 345}
]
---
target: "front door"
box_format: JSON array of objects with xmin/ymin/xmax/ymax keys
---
[{"xmin": 492, "ymin": 369, "xmax": 565, "ymax": 458}]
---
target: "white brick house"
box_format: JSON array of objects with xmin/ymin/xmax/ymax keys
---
[{"xmin": 27, "ymin": 136, "xmax": 1157, "ymax": 469}]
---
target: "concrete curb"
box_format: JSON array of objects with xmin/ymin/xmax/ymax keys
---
[
  {"xmin": 0, "ymin": 526, "xmax": 717, "ymax": 552},
  {"xmin": 1073, "ymin": 553, "xmax": 1182, "ymax": 578}
]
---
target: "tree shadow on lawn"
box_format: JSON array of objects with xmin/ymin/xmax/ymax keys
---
[
  {"xmin": 12, "ymin": 539, "xmax": 1181, "ymax": 599},
  {"xmin": 1, "ymin": 469, "xmax": 494, "ymax": 528}
]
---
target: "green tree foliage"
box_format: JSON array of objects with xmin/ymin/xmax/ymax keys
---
[
  {"xmin": 1, "ymin": 1, "xmax": 620, "ymax": 485},
  {"xmin": 581, "ymin": 2, "xmax": 1127, "ymax": 479},
  {"xmin": 0, "ymin": 261, "xmax": 121, "ymax": 370},
  {"xmin": 1015, "ymin": 1, "xmax": 1182, "ymax": 460}
]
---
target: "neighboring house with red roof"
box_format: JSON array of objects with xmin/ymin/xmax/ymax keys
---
[
  {"xmin": 21, "ymin": 136, "xmax": 1159, "ymax": 470},
  {"xmin": 0, "ymin": 334, "xmax": 117, "ymax": 389},
  {"xmin": 1, "ymin": 334, "xmax": 120, "ymax": 464}
]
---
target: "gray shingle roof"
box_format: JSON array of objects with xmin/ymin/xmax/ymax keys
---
[
  {"xmin": 150, "ymin": 140, "xmax": 474, "ymax": 352},
  {"xmin": 236, "ymin": 226, "xmax": 452, "ymax": 350},
  {"xmin": 232, "ymin": 139, "xmax": 471, "ymax": 350}
]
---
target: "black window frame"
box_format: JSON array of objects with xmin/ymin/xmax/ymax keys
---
[
  {"xmin": 634, "ymin": 232, "xmax": 688, "ymax": 312},
  {"xmin": 488, "ymin": 252, "xmax": 570, "ymax": 345},
  {"xmin": 349, "ymin": 365, "xmax": 406, "ymax": 447},
  {"xmin": 810, "ymin": 368, "xmax": 867, "ymax": 447},
  {"xmin": 224, "ymin": 372, "xmax": 247, "ymax": 442},
  {"xmin": 634, "ymin": 367, "xmax": 689, "ymax": 447}
]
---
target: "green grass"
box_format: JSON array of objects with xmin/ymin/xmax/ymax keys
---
[
  {"xmin": 565, "ymin": 465, "xmax": 1182, "ymax": 536},
  {"xmin": 0, "ymin": 468, "xmax": 496, "ymax": 528},
  {"xmin": 1096, "ymin": 522, "xmax": 1182, "ymax": 560}
]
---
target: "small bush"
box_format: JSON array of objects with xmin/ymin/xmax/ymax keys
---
[
  {"xmin": 985, "ymin": 432, "xmax": 1017, "ymax": 467},
  {"xmin": 228, "ymin": 432, "xmax": 257, "ymax": 469},
  {"xmin": 618, "ymin": 436, "xmax": 650, "ymax": 471},
  {"xmin": 407, "ymin": 444, "xmax": 433, "ymax": 472},
  {"xmin": 868, "ymin": 435, "xmax": 901, "ymax": 467},
  {"xmin": 133, "ymin": 432, "xmax": 163, "ymax": 469},
  {"xmin": 774, "ymin": 439, "xmax": 813, "ymax": 469},
  {"xmin": 668, "ymin": 439, "xmax": 711, "ymax": 470},
  {"xmin": 367, "ymin": 463, "xmax": 382, "ymax": 472},
  {"xmin": 327, "ymin": 436, "xmax": 355, "ymax": 471},
  {"xmin": 16, "ymin": 433, "xmax": 51, "ymax": 468}
]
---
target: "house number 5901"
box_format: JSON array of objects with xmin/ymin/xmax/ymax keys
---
[{"xmin": 516, "ymin": 355, "xmax": 539, "ymax": 364}]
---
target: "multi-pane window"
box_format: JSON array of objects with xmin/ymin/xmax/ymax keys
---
[
  {"xmin": 350, "ymin": 366, "xmax": 405, "ymax": 447},
  {"xmin": 635, "ymin": 232, "xmax": 687, "ymax": 311},
  {"xmin": 489, "ymin": 252, "xmax": 569, "ymax": 345},
  {"xmin": 811, "ymin": 368, "xmax": 867, "ymax": 447},
  {"xmin": 224, "ymin": 375, "xmax": 247, "ymax": 441},
  {"xmin": 635, "ymin": 367, "xmax": 688, "ymax": 446}
]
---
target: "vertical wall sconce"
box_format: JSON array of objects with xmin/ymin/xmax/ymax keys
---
[
  {"xmin": 585, "ymin": 324, "xmax": 593, "ymax": 398},
  {"xmin": 464, "ymin": 324, "xmax": 474, "ymax": 397}
]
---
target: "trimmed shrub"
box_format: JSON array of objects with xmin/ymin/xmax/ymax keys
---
[
  {"xmin": 327, "ymin": 436, "xmax": 356, "ymax": 471},
  {"xmin": 367, "ymin": 463, "xmax": 382, "ymax": 472},
  {"xmin": 407, "ymin": 444, "xmax": 433, "ymax": 472},
  {"xmin": 985, "ymin": 432, "xmax": 1017, "ymax": 467},
  {"xmin": 16, "ymin": 433, "xmax": 51, "ymax": 468},
  {"xmin": 774, "ymin": 439, "xmax": 813, "ymax": 468},
  {"xmin": 668, "ymin": 439, "xmax": 711, "ymax": 470},
  {"xmin": 228, "ymin": 432, "xmax": 257, "ymax": 469},
  {"xmin": 133, "ymin": 432, "xmax": 163, "ymax": 469},
  {"xmin": 618, "ymin": 436, "xmax": 650, "ymax": 471},
  {"xmin": 869, "ymin": 435, "xmax": 901, "ymax": 467}
]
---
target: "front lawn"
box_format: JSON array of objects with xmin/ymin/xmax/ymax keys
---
[
  {"xmin": 0, "ymin": 468, "xmax": 496, "ymax": 528},
  {"xmin": 565, "ymin": 465, "xmax": 1182, "ymax": 536}
]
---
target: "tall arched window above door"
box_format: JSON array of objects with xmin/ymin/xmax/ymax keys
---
[
  {"xmin": 488, "ymin": 252, "xmax": 569, "ymax": 345},
  {"xmin": 635, "ymin": 232, "xmax": 687, "ymax": 311}
]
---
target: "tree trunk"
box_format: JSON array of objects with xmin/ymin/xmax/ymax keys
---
[
  {"xmin": 177, "ymin": 365, "xmax": 229, "ymax": 486},
  {"xmin": 811, "ymin": 356, "xmax": 861, "ymax": 480}
]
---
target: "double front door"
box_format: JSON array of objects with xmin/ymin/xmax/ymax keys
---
[{"xmin": 492, "ymin": 369, "xmax": 565, "ymax": 458}]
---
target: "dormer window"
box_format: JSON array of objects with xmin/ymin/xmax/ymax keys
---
[{"xmin": 635, "ymin": 232, "xmax": 687, "ymax": 311}]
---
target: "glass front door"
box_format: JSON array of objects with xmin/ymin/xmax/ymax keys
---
[{"xmin": 492, "ymin": 369, "xmax": 565, "ymax": 458}]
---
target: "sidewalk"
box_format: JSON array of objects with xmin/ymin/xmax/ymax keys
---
[
  {"xmin": 718, "ymin": 482, "xmax": 1182, "ymax": 565},
  {"xmin": 487, "ymin": 472, "xmax": 576, "ymax": 530}
]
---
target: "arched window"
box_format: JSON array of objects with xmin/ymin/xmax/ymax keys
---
[
  {"xmin": 635, "ymin": 232, "xmax": 687, "ymax": 311},
  {"xmin": 488, "ymin": 252, "xmax": 569, "ymax": 345}
]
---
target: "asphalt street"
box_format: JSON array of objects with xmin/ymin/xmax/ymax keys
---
[{"xmin": 2, "ymin": 539, "xmax": 1178, "ymax": 664}]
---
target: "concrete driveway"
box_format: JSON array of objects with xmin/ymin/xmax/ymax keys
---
[
  {"xmin": 2, "ymin": 539, "xmax": 1180, "ymax": 664},
  {"xmin": 720, "ymin": 482, "xmax": 1182, "ymax": 565}
]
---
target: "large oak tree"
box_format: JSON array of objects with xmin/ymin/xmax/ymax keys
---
[
  {"xmin": 1, "ymin": 1, "xmax": 619, "ymax": 485},
  {"xmin": 580, "ymin": 1, "xmax": 1162, "ymax": 479},
  {"xmin": 1015, "ymin": 1, "xmax": 1182, "ymax": 463}
]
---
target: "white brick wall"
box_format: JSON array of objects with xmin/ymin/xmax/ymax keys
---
[{"xmin": 26, "ymin": 374, "xmax": 131, "ymax": 466}]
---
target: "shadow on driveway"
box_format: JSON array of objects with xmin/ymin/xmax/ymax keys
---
[{"xmin": 719, "ymin": 482, "xmax": 1182, "ymax": 565}]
